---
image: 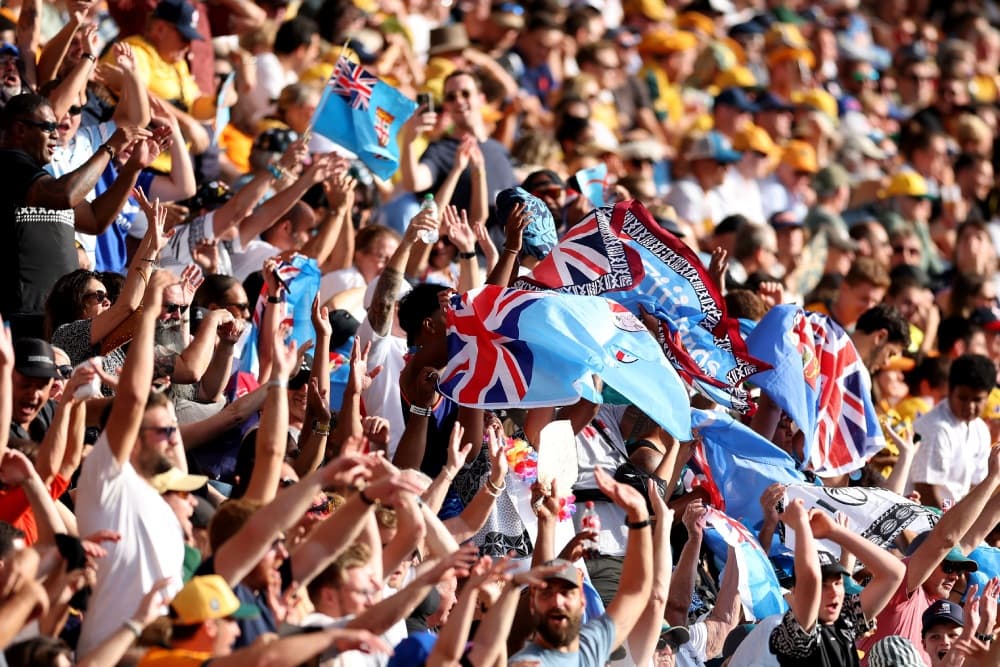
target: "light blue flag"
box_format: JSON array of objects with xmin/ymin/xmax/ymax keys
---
[
  {"xmin": 310, "ymin": 55, "xmax": 418, "ymax": 180},
  {"xmin": 439, "ymin": 286, "xmax": 692, "ymax": 441},
  {"xmin": 692, "ymin": 408, "xmax": 806, "ymax": 530},
  {"xmin": 574, "ymin": 163, "xmax": 608, "ymax": 206}
]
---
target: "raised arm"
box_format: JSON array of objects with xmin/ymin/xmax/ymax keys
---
[
  {"xmin": 74, "ymin": 129, "xmax": 167, "ymax": 235},
  {"xmin": 329, "ymin": 339, "xmax": 368, "ymax": 456},
  {"xmin": 242, "ymin": 334, "xmax": 296, "ymax": 504},
  {"xmin": 297, "ymin": 170, "xmax": 353, "ymax": 265},
  {"xmin": 703, "ymin": 545, "xmax": 741, "ymax": 659},
  {"xmin": 147, "ymin": 97, "xmax": 196, "ymax": 202},
  {"xmin": 170, "ymin": 308, "xmax": 230, "ymax": 385},
  {"xmin": 908, "ymin": 448, "xmax": 1000, "ymax": 593},
  {"xmin": 47, "ymin": 30, "xmax": 97, "ymax": 119},
  {"xmin": 666, "ymin": 498, "xmax": 706, "ymax": 627},
  {"xmin": 35, "ymin": 2, "xmax": 87, "ymax": 85},
  {"xmin": 811, "ymin": 511, "xmax": 905, "ymax": 620},
  {"xmin": 0, "ymin": 450, "xmax": 66, "ymax": 545},
  {"xmin": 0, "ymin": 320, "xmax": 11, "ymax": 460},
  {"xmin": 108, "ymin": 42, "xmax": 150, "ymax": 128},
  {"xmin": 442, "ymin": 206, "xmax": 481, "ymax": 292},
  {"xmin": 290, "ymin": 471, "xmax": 431, "ymax": 587},
  {"xmin": 783, "ymin": 498, "xmax": 821, "ymax": 632},
  {"xmin": 292, "ymin": 298, "xmax": 332, "ymax": 477},
  {"xmin": 427, "ymin": 555, "xmax": 491, "ymax": 667},
  {"xmin": 597, "ymin": 467, "xmax": 654, "ymax": 643},
  {"xmin": 26, "ymin": 125, "xmax": 148, "ymax": 210},
  {"xmin": 88, "ymin": 191, "xmax": 166, "ymax": 345},
  {"xmin": 486, "ymin": 202, "xmax": 528, "ymax": 287},
  {"xmin": 422, "ymin": 422, "xmax": 471, "ymax": 514},
  {"xmin": 105, "ymin": 270, "xmax": 175, "ymax": 465},
  {"xmin": 196, "ymin": 317, "xmax": 242, "ymax": 403},
  {"xmin": 444, "ymin": 423, "xmax": 505, "ymax": 542},
  {"xmin": 237, "ymin": 155, "xmax": 333, "ymax": 247},
  {"xmin": 628, "ymin": 481, "xmax": 675, "ymax": 667},
  {"xmin": 399, "ymin": 104, "xmax": 437, "ymax": 193},
  {"xmin": 879, "ymin": 423, "xmax": 920, "ymax": 496},
  {"xmin": 368, "ymin": 210, "xmax": 435, "ymax": 336}
]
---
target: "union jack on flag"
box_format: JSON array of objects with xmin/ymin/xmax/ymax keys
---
[
  {"xmin": 805, "ymin": 312, "xmax": 885, "ymax": 476},
  {"xmin": 440, "ymin": 288, "xmax": 546, "ymax": 405},
  {"xmin": 331, "ymin": 56, "xmax": 379, "ymax": 110}
]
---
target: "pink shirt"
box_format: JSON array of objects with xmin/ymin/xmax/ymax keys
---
[{"xmin": 855, "ymin": 564, "xmax": 934, "ymax": 665}]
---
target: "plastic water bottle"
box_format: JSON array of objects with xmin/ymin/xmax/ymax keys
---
[
  {"xmin": 418, "ymin": 194, "xmax": 439, "ymax": 244},
  {"xmin": 580, "ymin": 501, "xmax": 601, "ymax": 560}
]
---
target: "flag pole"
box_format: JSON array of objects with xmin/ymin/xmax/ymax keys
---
[{"xmin": 302, "ymin": 39, "xmax": 352, "ymax": 145}]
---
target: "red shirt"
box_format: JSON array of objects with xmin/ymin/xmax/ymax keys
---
[{"xmin": 0, "ymin": 475, "xmax": 71, "ymax": 545}]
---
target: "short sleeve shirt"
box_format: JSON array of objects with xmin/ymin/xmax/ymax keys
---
[
  {"xmin": 769, "ymin": 593, "xmax": 872, "ymax": 667},
  {"xmin": 508, "ymin": 614, "xmax": 616, "ymax": 666},
  {"xmin": 0, "ymin": 149, "xmax": 78, "ymax": 316}
]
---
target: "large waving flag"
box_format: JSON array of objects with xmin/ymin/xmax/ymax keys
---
[
  {"xmin": 513, "ymin": 200, "xmax": 767, "ymax": 414},
  {"xmin": 310, "ymin": 54, "xmax": 418, "ymax": 180},
  {"xmin": 691, "ymin": 409, "xmax": 806, "ymax": 530},
  {"xmin": 439, "ymin": 286, "xmax": 692, "ymax": 441},
  {"xmin": 703, "ymin": 508, "xmax": 787, "ymax": 621},
  {"xmin": 746, "ymin": 306, "xmax": 885, "ymax": 477}
]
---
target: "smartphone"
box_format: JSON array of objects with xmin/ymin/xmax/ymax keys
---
[{"xmin": 417, "ymin": 92, "xmax": 433, "ymax": 113}]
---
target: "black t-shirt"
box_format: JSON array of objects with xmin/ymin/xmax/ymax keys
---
[
  {"xmin": 419, "ymin": 136, "xmax": 517, "ymax": 227},
  {"xmin": 0, "ymin": 149, "xmax": 79, "ymax": 316},
  {"xmin": 769, "ymin": 593, "xmax": 872, "ymax": 667}
]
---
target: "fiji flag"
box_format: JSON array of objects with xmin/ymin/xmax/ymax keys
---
[
  {"xmin": 240, "ymin": 254, "xmax": 321, "ymax": 377},
  {"xmin": 439, "ymin": 285, "xmax": 692, "ymax": 441},
  {"xmin": 691, "ymin": 409, "xmax": 805, "ymax": 530},
  {"xmin": 746, "ymin": 305, "xmax": 885, "ymax": 477},
  {"xmin": 311, "ymin": 54, "xmax": 418, "ymax": 180},
  {"xmin": 573, "ymin": 163, "xmax": 609, "ymax": 206},
  {"xmin": 703, "ymin": 507, "xmax": 787, "ymax": 621}
]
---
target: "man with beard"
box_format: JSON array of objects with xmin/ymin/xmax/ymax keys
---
[
  {"xmin": 769, "ymin": 500, "xmax": 906, "ymax": 667},
  {"xmin": 508, "ymin": 468, "xmax": 652, "ymax": 666},
  {"xmin": 0, "ymin": 43, "xmax": 25, "ymax": 107},
  {"xmin": 75, "ymin": 270, "xmax": 191, "ymax": 655},
  {"xmin": 857, "ymin": 445, "xmax": 1000, "ymax": 661},
  {"xmin": 849, "ymin": 305, "xmax": 910, "ymax": 376}
]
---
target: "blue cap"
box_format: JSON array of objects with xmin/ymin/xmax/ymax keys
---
[
  {"xmin": 0, "ymin": 42, "xmax": 19, "ymax": 58},
  {"xmin": 387, "ymin": 631, "xmax": 437, "ymax": 667},
  {"xmin": 153, "ymin": 0, "xmax": 204, "ymax": 41},
  {"xmin": 729, "ymin": 19, "xmax": 765, "ymax": 37},
  {"xmin": 684, "ymin": 130, "xmax": 742, "ymax": 164},
  {"xmin": 756, "ymin": 91, "xmax": 795, "ymax": 113},
  {"xmin": 922, "ymin": 599, "xmax": 964, "ymax": 633},
  {"xmin": 715, "ymin": 87, "xmax": 758, "ymax": 113}
]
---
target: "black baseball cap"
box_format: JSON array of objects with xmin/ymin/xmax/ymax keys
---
[
  {"xmin": 14, "ymin": 338, "xmax": 61, "ymax": 379},
  {"xmin": 153, "ymin": 0, "xmax": 205, "ymax": 41},
  {"xmin": 818, "ymin": 550, "xmax": 850, "ymax": 578},
  {"xmin": 715, "ymin": 87, "xmax": 758, "ymax": 113},
  {"xmin": 922, "ymin": 599, "xmax": 964, "ymax": 634},
  {"xmin": 521, "ymin": 169, "xmax": 566, "ymax": 194}
]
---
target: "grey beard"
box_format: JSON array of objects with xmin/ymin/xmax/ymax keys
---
[{"xmin": 155, "ymin": 318, "xmax": 187, "ymax": 353}]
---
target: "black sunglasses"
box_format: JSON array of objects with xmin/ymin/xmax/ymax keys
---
[
  {"xmin": 68, "ymin": 105, "xmax": 83, "ymax": 116},
  {"xmin": 57, "ymin": 364, "xmax": 73, "ymax": 379},
  {"xmin": 83, "ymin": 290, "xmax": 109, "ymax": 303},
  {"xmin": 141, "ymin": 425, "xmax": 178, "ymax": 439},
  {"xmin": 19, "ymin": 118, "xmax": 58, "ymax": 133},
  {"xmin": 164, "ymin": 302, "xmax": 189, "ymax": 314},
  {"xmin": 941, "ymin": 561, "xmax": 969, "ymax": 575}
]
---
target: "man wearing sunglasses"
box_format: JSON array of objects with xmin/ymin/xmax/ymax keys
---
[{"xmin": 0, "ymin": 93, "xmax": 152, "ymax": 339}]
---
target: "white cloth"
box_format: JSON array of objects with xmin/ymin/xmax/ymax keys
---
[
  {"xmin": 758, "ymin": 175, "xmax": 808, "ymax": 221},
  {"xmin": 299, "ymin": 611, "xmax": 400, "ymax": 667},
  {"xmin": 158, "ymin": 212, "xmax": 234, "ymax": 276},
  {"xmin": 75, "ymin": 431, "xmax": 185, "ymax": 656},
  {"xmin": 726, "ymin": 614, "xmax": 782, "ymax": 667},
  {"xmin": 672, "ymin": 620, "xmax": 708, "ymax": 667},
  {"xmin": 719, "ymin": 169, "xmax": 766, "ymax": 224},
  {"xmin": 907, "ymin": 401, "xmax": 991, "ymax": 506},
  {"xmin": 231, "ymin": 237, "xmax": 281, "ymax": 281},
  {"xmin": 571, "ymin": 404, "xmax": 630, "ymax": 557},
  {"xmin": 320, "ymin": 266, "xmax": 367, "ymax": 302},
  {"xmin": 665, "ymin": 178, "xmax": 715, "ymax": 234},
  {"xmin": 355, "ymin": 318, "xmax": 407, "ymax": 460},
  {"xmin": 242, "ymin": 53, "xmax": 297, "ymax": 128}
]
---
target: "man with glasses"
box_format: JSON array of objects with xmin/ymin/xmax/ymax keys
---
[
  {"xmin": 0, "ymin": 93, "xmax": 151, "ymax": 339},
  {"xmin": 400, "ymin": 69, "xmax": 517, "ymax": 230}
]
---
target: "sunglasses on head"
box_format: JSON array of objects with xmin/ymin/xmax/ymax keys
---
[{"xmin": 164, "ymin": 302, "xmax": 189, "ymax": 314}]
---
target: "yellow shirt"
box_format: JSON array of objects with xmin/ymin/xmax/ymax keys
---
[{"xmin": 640, "ymin": 62, "xmax": 682, "ymax": 126}]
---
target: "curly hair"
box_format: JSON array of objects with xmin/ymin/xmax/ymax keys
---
[{"xmin": 43, "ymin": 269, "xmax": 104, "ymax": 338}]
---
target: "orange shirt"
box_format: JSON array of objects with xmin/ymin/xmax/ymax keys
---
[{"xmin": 0, "ymin": 475, "xmax": 71, "ymax": 545}]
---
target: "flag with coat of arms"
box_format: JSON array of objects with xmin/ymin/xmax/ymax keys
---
[
  {"xmin": 746, "ymin": 304, "xmax": 885, "ymax": 477},
  {"xmin": 310, "ymin": 54, "xmax": 418, "ymax": 180},
  {"xmin": 438, "ymin": 285, "xmax": 692, "ymax": 441}
]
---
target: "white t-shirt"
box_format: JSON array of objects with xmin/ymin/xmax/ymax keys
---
[
  {"xmin": 231, "ymin": 237, "xmax": 281, "ymax": 281},
  {"xmin": 75, "ymin": 432, "xmax": 185, "ymax": 656},
  {"xmin": 242, "ymin": 53, "xmax": 298, "ymax": 128},
  {"xmin": 672, "ymin": 621, "xmax": 708, "ymax": 667},
  {"xmin": 719, "ymin": 169, "xmax": 766, "ymax": 224},
  {"xmin": 758, "ymin": 175, "xmax": 808, "ymax": 222},
  {"xmin": 321, "ymin": 266, "xmax": 369, "ymax": 321},
  {"xmin": 299, "ymin": 610, "xmax": 404, "ymax": 667},
  {"xmin": 355, "ymin": 318, "xmax": 408, "ymax": 460},
  {"xmin": 158, "ymin": 212, "xmax": 234, "ymax": 276},
  {"xmin": 907, "ymin": 400, "xmax": 991, "ymax": 506},
  {"xmin": 571, "ymin": 404, "xmax": 630, "ymax": 557}
]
